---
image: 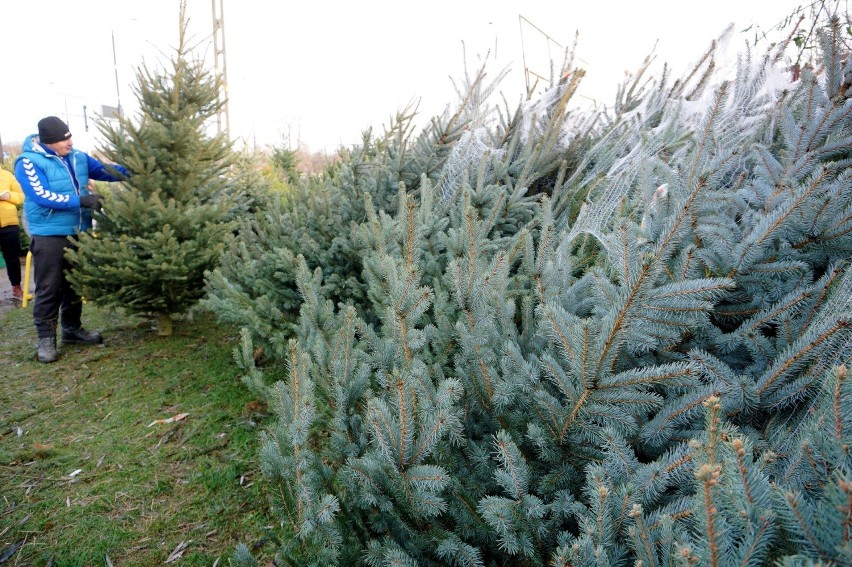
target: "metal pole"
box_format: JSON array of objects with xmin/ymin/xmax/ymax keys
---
[
  {"xmin": 211, "ymin": 0, "xmax": 230, "ymax": 138},
  {"xmin": 112, "ymin": 30, "xmax": 122, "ymax": 115}
]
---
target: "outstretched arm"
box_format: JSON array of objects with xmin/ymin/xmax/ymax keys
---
[{"xmin": 87, "ymin": 155, "xmax": 130, "ymax": 182}]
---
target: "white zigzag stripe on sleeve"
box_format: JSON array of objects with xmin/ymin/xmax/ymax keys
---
[{"xmin": 21, "ymin": 158, "xmax": 70, "ymax": 203}]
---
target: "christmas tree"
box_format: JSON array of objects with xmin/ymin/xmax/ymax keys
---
[
  {"xmin": 211, "ymin": 11, "xmax": 852, "ymax": 567},
  {"xmin": 68, "ymin": 0, "xmax": 235, "ymax": 336}
]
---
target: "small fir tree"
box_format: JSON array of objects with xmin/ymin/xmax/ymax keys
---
[{"xmin": 68, "ymin": 1, "xmax": 235, "ymax": 336}]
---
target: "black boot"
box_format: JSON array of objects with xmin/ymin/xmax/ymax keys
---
[
  {"xmin": 61, "ymin": 326, "xmax": 104, "ymax": 345},
  {"xmin": 37, "ymin": 336, "xmax": 59, "ymax": 363}
]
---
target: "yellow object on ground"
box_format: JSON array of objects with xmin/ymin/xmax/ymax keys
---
[{"xmin": 21, "ymin": 250, "xmax": 33, "ymax": 307}]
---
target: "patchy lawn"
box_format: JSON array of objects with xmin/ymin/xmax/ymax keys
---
[{"xmin": 0, "ymin": 304, "xmax": 277, "ymax": 566}]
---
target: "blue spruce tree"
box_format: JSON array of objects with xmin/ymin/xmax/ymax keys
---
[{"xmin": 220, "ymin": 14, "xmax": 852, "ymax": 567}]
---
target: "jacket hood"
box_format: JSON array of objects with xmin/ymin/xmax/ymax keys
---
[{"xmin": 21, "ymin": 134, "xmax": 52, "ymax": 156}]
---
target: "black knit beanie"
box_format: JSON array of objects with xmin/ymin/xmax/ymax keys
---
[{"xmin": 38, "ymin": 116, "xmax": 72, "ymax": 144}]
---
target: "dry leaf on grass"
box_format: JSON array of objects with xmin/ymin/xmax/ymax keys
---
[
  {"xmin": 0, "ymin": 540, "xmax": 25, "ymax": 562},
  {"xmin": 147, "ymin": 413, "xmax": 189, "ymax": 427},
  {"xmin": 165, "ymin": 540, "xmax": 191, "ymax": 563}
]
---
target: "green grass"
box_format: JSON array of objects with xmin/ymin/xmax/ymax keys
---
[{"xmin": 0, "ymin": 303, "xmax": 277, "ymax": 565}]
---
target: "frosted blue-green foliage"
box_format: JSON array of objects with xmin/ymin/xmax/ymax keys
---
[{"xmin": 215, "ymin": 19, "xmax": 852, "ymax": 567}]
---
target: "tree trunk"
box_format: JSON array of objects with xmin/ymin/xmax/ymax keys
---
[{"xmin": 157, "ymin": 312, "xmax": 173, "ymax": 337}]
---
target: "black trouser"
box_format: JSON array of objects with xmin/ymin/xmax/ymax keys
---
[
  {"xmin": 0, "ymin": 225, "xmax": 21, "ymax": 287},
  {"xmin": 30, "ymin": 235, "xmax": 83, "ymax": 339}
]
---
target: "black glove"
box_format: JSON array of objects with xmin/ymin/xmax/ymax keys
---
[{"xmin": 79, "ymin": 194, "xmax": 103, "ymax": 210}]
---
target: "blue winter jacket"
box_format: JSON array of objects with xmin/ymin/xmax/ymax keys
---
[{"xmin": 14, "ymin": 134, "xmax": 128, "ymax": 236}]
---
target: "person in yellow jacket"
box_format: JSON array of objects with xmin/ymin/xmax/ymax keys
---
[{"xmin": 0, "ymin": 168, "xmax": 25, "ymax": 300}]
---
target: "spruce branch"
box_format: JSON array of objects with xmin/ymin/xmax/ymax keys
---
[
  {"xmin": 780, "ymin": 490, "xmax": 833, "ymax": 561},
  {"xmin": 756, "ymin": 318, "xmax": 849, "ymax": 396},
  {"xmin": 697, "ymin": 464, "xmax": 723, "ymax": 567},
  {"xmin": 834, "ymin": 364, "xmax": 847, "ymax": 440},
  {"xmin": 629, "ymin": 504, "xmax": 658, "ymax": 567}
]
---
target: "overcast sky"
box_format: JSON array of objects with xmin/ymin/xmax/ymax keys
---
[{"xmin": 1, "ymin": 0, "xmax": 804, "ymax": 154}]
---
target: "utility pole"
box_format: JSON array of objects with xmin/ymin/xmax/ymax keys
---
[
  {"xmin": 112, "ymin": 30, "xmax": 122, "ymax": 116},
  {"xmin": 211, "ymin": 0, "xmax": 230, "ymax": 138}
]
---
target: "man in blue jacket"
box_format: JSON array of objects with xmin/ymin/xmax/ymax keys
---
[{"xmin": 14, "ymin": 116, "xmax": 129, "ymax": 363}]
